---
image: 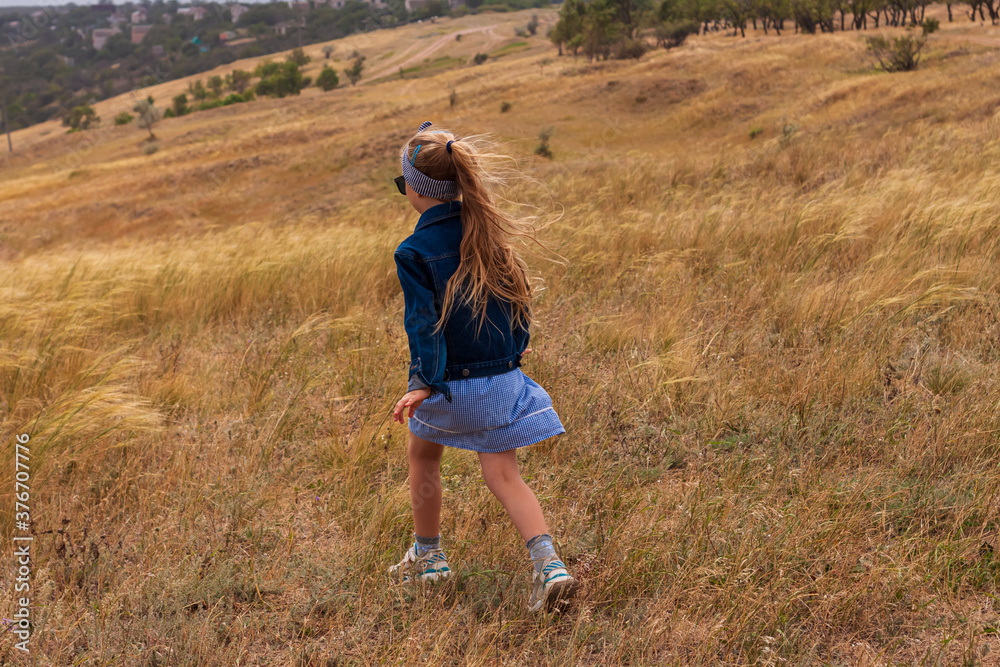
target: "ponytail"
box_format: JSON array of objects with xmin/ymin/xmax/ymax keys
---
[{"xmin": 402, "ymin": 127, "xmax": 538, "ymax": 337}]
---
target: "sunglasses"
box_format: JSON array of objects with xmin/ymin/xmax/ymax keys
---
[{"xmin": 393, "ymin": 175, "xmax": 406, "ymax": 195}]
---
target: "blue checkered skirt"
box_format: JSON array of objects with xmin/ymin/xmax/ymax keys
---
[{"xmin": 408, "ymin": 369, "xmax": 565, "ymax": 453}]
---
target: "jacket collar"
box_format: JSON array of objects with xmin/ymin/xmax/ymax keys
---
[{"xmin": 414, "ymin": 200, "xmax": 462, "ymax": 232}]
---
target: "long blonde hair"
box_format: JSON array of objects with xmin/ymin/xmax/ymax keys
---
[{"xmin": 402, "ymin": 126, "xmax": 545, "ymax": 337}]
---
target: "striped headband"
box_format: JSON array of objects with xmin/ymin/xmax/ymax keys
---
[{"xmin": 400, "ymin": 120, "xmax": 460, "ymax": 200}]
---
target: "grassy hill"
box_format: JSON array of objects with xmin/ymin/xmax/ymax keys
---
[{"xmin": 3, "ymin": 6, "xmax": 1000, "ymax": 664}]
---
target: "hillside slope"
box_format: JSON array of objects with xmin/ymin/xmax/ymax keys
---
[{"xmin": 3, "ymin": 7, "xmax": 1000, "ymax": 665}]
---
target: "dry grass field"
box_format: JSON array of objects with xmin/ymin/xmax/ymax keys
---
[{"xmin": 4, "ymin": 5, "xmax": 1000, "ymax": 664}]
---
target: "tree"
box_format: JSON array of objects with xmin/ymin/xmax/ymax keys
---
[
  {"xmin": 133, "ymin": 95, "xmax": 160, "ymax": 141},
  {"xmin": 527, "ymin": 14, "xmax": 539, "ymax": 34},
  {"xmin": 581, "ymin": 0, "xmax": 619, "ymax": 61},
  {"xmin": 550, "ymin": 0, "xmax": 587, "ymax": 56},
  {"xmin": 322, "ymin": 45, "xmax": 334, "ymax": 59},
  {"xmin": 316, "ymin": 65, "xmax": 339, "ymax": 90},
  {"xmin": 345, "ymin": 54, "xmax": 365, "ymax": 86},
  {"xmin": 614, "ymin": 0, "xmax": 653, "ymax": 38}
]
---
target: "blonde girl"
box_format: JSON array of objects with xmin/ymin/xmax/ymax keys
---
[{"xmin": 388, "ymin": 120, "xmax": 578, "ymax": 613}]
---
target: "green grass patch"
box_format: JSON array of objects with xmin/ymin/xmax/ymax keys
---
[{"xmin": 490, "ymin": 40, "xmax": 529, "ymax": 58}]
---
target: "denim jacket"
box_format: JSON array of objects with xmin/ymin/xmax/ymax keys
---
[{"xmin": 394, "ymin": 200, "xmax": 530, "ymax": 403}]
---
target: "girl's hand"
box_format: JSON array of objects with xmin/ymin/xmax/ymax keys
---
[
  {"xmin": 523, "ymin": 347, "xmax": 533, "ymax": 355},
  {"xmin": 393, "ymin": 388, "xmax": 432, "ymax": 423}
]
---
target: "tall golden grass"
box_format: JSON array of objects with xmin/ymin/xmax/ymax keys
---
[{"xmin": 3, "ymin": 6, "xmax": 1000, "ymax": 664}]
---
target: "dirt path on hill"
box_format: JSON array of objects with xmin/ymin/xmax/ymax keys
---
[{"xmin": 368, "ymin": 23, "xmax": 502, "ymax": 81}]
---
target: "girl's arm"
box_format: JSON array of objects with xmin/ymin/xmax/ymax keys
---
[{"xmin": 394, "ymin": 249, "xmax": 452, "ymax": 402}]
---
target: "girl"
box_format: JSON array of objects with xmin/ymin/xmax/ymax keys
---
[{"xmin": 388, "ymin": 121, "xmax": 578, "ymax": 613}]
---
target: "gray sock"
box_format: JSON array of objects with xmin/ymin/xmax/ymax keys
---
[
  {"xmin": 414, "ymin": 533, "xmax": 440, "ymax": 557},
  {"xmin": 526, "ymin": 533, "xmax": 557, "ymax": 574}
]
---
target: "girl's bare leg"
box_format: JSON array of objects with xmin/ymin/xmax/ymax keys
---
[
  {"xmin": 478, "ymin": 449, "xmax": 548, "ymax": 540},
  {"xmin": 408, "ymin": 432, "xmax": 444, "ymax": 537}
]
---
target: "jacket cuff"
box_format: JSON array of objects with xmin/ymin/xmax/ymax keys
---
[
  {"xmin": 408, "ymin": 372, "xmax": 453, "ymax": 402},
  {"xmin": 407, "ymin": 373, "xmax": 433, "ymax": 393}
]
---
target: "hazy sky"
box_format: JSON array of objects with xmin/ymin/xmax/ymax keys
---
[{"xmin": 0, "ymin": 0, "xmax": 275, "ymax": 8}]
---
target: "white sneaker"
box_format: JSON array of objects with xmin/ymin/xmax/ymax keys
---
[
  {"xmin": 389, "ymin": 543, "xmax": 452, "ymax": 584},
  {"xmin": 528, "ymin": 556, "xmax": 579, "ymax": 612}
]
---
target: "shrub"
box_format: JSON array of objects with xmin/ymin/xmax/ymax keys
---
[
  {"xmin": 535, "ymin": 125, "xmax": 553, "ymax": 158},
  {"xmin": 322, "ymin": 45, "xmax": 334, "ymax": 59},
  {"xmin": 223, "ymin": 93, "xmax": 245, "ymax": 105},
  {"xmin": 500, "ymin": 101, "xmax": 511, "ymax": 112},
  {"xmin": 163, "ymin": 108, "xmax": 176, "ymax": 118},
  {"xmin": 867, "ymin": 31, "xmax": 925, "ymax": 72},
  {"xmin": 64, "ymin": 105, "xmax": 99, "ymax": 130},
  {"xmin": 133, "ymin": 95, "xmax": 160, "ymax": 140},
  {"xmin": 656, "ymin": 20, "xmax": 699, "ymax": 49},
  {"xmin": 317, "ymin": 65, "xmax": 340, "ymax": 91},
  {"xmin": 256, "ymin": 62, "xmax": 305, "ymax": 97},
  {"xmin": 241, "ymin": 89, "xmax": 256, "ymax": 102},
  {"xmin": 208, "ymin": 75, "xmax": 224, "ymax": 97},
  {"xmin": 144, "ymin": 143, "xmax": 159, "ymax": 155},
  {"xmin": 172, "ymin": 93, "xmax": 190, "ymax": 117},
  {"xmin": 780, "ymin": 115, "xmax": 799, "ymax": 148},
  {"xmin": 615, "ymin": 38, "xmax": 649, "ymax": 60},
  {"xmin": 345, "ymin": 55, "xmax": 365, "ymax": 86},
  {"xmin": 188, "ymin": 79, "xmax": 208, "ymax": 100},
  {"xmin": 526, "ymin": 14, "xmax": 538, "ymax": 35},
  {"xmin": 473, "ymin": 52, "xmax": 488, "ymax": 65},
  {"xmin": 287, "ymin": 47, "xmax": 311, "ymax": 66},
  {"xmin": 455, "ymin": 33, "xmax": 462, "ymax": 41},
  {"xmin": 515, "ymin": 27, "xmax": 528, "ymax": 37},
  {"xmin": 198, "ymin": 99, "xmax": 225, "ymax": 111},
  {"xmin": 254, "ymin": 60, "xmax": 281, "ymax": 78},
  {"xmin": 749, "ymin": 126, "xmax": 763, "ymax": 139},
  {"xmin": 228, "ymin": 69, "xmax": 252, "ymax": 93},
  {"xmin": 921, "ymin": 17, "xmax": 940, "ymax": 35},
  {"xmin": 114, "ymin": 111, "xmax": 133, "ymax": 125}
]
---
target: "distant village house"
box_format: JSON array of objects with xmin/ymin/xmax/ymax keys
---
[
  {"xmin": 271, "ymin": 19, "xmax": 302, "ymax": 35},
  {"xmin": 131, "ymin": 24, "xmax": 151, "ymax": 43},
  {"xmin": 229, "ymin": 4, "xmax": 248, "ymax": 23},
  {"xmin": 176, "ymin": 6, "xmax": 209, "ymax": 20},
  {"xmin": 404, "ymin": 0, "xmax": 455, "ymax": 11},
  {"xmin": 131, "ymin": 9, "xmax": 147, "ymax": 23},
  {"xmin": 91, "ymin": 26, "xmax": 120, "ymax": 50}
]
